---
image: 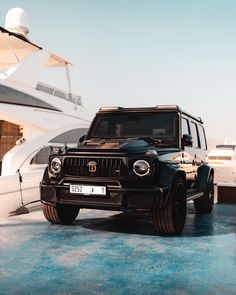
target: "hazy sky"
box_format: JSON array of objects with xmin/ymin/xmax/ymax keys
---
[{"xmin": 1, "ymin": 0, "xmax": 236, "ymax": 143}]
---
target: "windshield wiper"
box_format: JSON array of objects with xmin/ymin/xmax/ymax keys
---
[{"xmin": 137, "ymin": 137, "xmax": 163, "ymax": 145}]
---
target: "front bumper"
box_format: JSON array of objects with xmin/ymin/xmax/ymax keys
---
[{"xmin": 40, "ymin": 181, "xmax": 167, "ymax": 211}]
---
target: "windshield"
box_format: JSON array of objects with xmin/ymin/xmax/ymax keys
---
[{"xmin": 88, "ymin": 112, "xmax": 179, "ymax": 146}]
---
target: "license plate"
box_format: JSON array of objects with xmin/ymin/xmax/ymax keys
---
[{"xmin": 69, "ymin": 184, "xmax": 106, "ymax": 196}]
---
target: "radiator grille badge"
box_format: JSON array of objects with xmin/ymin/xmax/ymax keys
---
[{"xmin": 87, "ymin": 161, "xmax": 97, "ymax": 173}]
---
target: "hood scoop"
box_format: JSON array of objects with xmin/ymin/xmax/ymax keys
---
[
  {"xmin": 84, "ymin": 139, "xmax": 120, "ymax": 149},
  {"xmin": 100, "ymin": 139, "xmax": 120, "ymax": 149}
]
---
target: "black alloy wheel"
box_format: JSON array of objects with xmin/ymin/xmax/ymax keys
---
[
  {"xmin": 152, "ymin": 176, "xmax": 187, "ymax": 235},
  {"xmin": 194, "ymin": 173, "xmax": 214, "ymax": 213}
]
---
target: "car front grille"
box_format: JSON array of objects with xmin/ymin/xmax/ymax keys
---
[{"xmin": 63, "ymin": 157, "xmax": 126, "ymax": 178}]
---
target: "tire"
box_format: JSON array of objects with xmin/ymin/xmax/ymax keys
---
[
  {"xmin": 152, "ymin": 177, "xmax": 186, "ymax": 235},
  {"xmin": 43, "ymin": 204, "xmax": 80, "ymax": 225},
  {"xmin": 194, "ymin": 173, "xmax": 214, "ymax": 213}
]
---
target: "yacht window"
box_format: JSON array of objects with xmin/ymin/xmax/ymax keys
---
[
  {"xmin": 218, "ymin": 156, "xmax": 232, "ymax": 160},
  {"xmin": 30, "ymin": 128, "xmax": 88, "ymax": 165},
  {"xmin": 50, "ymin": 128, "xmax": 88, "ymax": 143},
  {"xmin": 30, "ymin": 147, "xmax": 53, "ymax": 165},
  {"xmin": 216, "ymin": 145, "xmax": 236, "ymax": 150},
  {"xmin": 0, "ymin": 85, "xmax": 59, "ymax": 111},
  {"xmin": 208, "ymin": 156, "xmax": 217, "ymax": 160},
  {"xmin": 208, "ymin": 156, "xmax": 232, "ymax": 161}
]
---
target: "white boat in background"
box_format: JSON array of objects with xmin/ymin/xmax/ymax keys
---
[
  {"xmin": 207, "ymin": 144, "xmax": 236, "ymax": 184},
  {"xmin": 0, "ymin": 8, "xmax": 91, "ymax": 217}
]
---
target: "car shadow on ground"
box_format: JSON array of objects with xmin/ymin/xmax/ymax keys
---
[{"xmin": 75, "ymin": 203, "xmax": 236, "ymax": 237}]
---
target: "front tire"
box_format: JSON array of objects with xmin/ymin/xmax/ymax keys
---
[
  {"xmin": 43, "ymin": 204, "xmax": 80, "ymax": 225},
  {"xmin": 152, "ymin": 177, "xmax": 186, "ymax": 235},
  {"xmin": 194, "ymin": 173, "xmax": 214, "ymax": 213}
]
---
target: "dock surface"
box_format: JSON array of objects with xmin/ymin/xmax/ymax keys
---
[{"xmin": 0, "ymin": 203, "xmax": 235, "ymax": 294}]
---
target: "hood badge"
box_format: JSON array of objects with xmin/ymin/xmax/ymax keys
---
[{"xmin": 87, "ymin": 161, "xmax": 97, "ymax": 173}]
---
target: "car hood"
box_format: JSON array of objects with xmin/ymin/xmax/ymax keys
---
[{"xmin": 65, "ymin": 139, "xmax": 179, "ymax": 156}]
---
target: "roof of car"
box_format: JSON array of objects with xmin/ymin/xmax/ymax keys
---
[{"xmin": 98, "ymin": 105, "xmax": 203, "ymax": 124}]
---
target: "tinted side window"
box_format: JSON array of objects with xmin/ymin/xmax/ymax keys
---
[
  {"xmin": 198, "ymin": 125, "xmax": 207, "ymax": 150},
  {"xmin": 181, "ymin": 118, "xmax": 190, "ymax": 135},
  {"xmin": 190, "ymin": 122, "xmax": 200, "ymax": 148}
]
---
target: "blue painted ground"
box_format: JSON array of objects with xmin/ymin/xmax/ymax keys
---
[{"xmin": 0, "ymin": 203, "xmax": 235, "ymax": 295}]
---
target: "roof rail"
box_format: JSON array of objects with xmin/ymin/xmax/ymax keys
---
[
  {"xmin": 99, "ymin": 106, "xmax": 123, "ymax": 111},
  {"xmin": 155, "ymin": 105, "xmax": 181, "ymax": 111}
]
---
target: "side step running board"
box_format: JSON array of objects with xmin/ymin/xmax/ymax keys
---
[{"xmin": 187, "ymin": 189, "xmax": 204, "ymax": 202}]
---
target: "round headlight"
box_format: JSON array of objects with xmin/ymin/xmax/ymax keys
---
[
  {"xmin": 51, "ymin": 157, "xmax": 61, "ymax": 174},
  {"xmin": 133, "ymin": 160, "xmax": 150, "ymax": 176}
]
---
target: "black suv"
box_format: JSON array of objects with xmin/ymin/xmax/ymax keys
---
[{"xmin": 40, "ymin": 105, "xmax": 214, "ymax": 234}]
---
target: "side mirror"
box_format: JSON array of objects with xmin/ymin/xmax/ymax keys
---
[{"xmin": 182, "ymin": 134, "xmax": 193, "ymax": 147}]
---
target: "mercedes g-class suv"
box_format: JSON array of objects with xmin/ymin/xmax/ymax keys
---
[{"xmin": 40, "ymin": 105, "xmax": 214, "ymax": 234}]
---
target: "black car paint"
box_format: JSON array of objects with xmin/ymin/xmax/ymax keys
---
[{"xmin": 41, "ymin": 107, "xmax": 212, "ymax": 212}]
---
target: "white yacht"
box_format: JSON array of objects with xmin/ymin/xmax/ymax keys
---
[
  {"xmin": 0, "ymin": 8, "xmax": 91, "ymax": 217},
  {"xmin": 207, "ymin": 144, "xmax": 236, "ymax": 184}
]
